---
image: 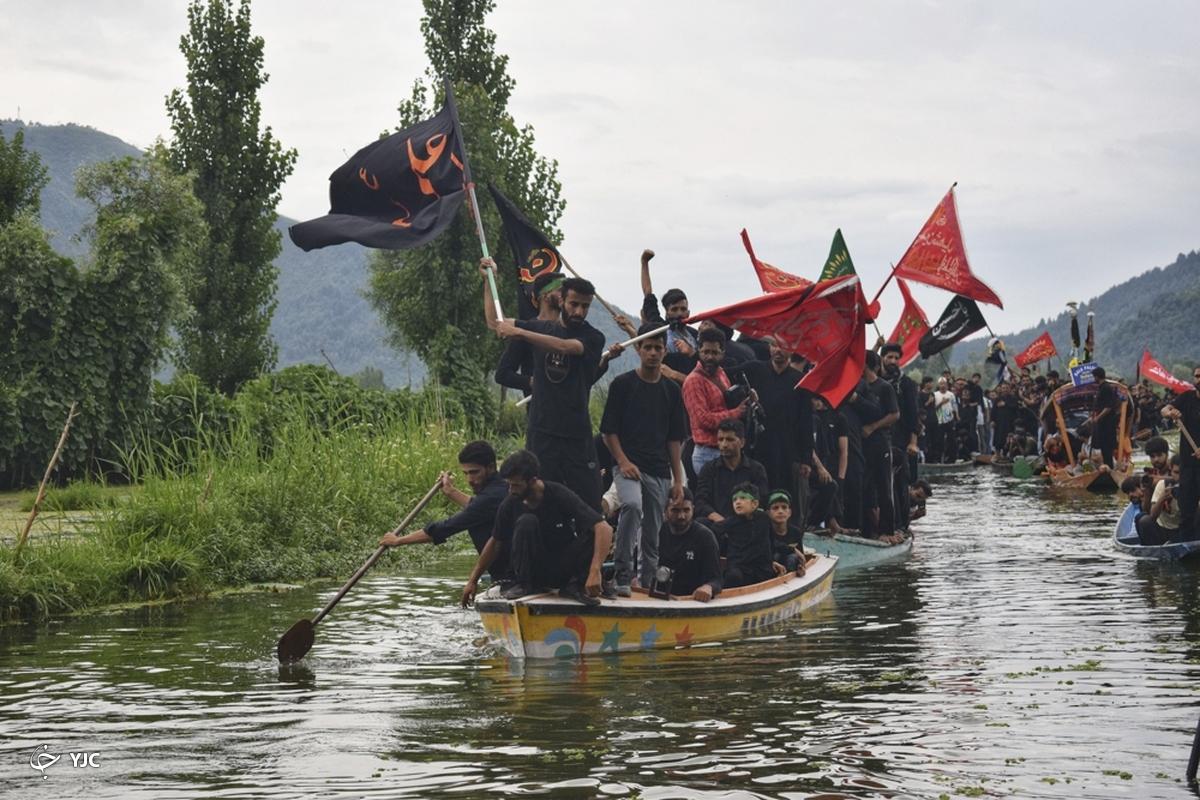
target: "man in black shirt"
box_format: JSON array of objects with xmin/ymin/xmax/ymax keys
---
[
  {"xmin": 810, "ymin": 394, "xmax": 847, "ymax": 533},
  {"xmin": 656, "ymin": 488, "xmax": 722, "ymax": 601},
  {"xmin": 483, "ymin": 260, "xmax": 606, "ymax": 511},
  {"xmin": 461, "ymin": 451, "xmax": 613, "ymax": 607},
  {"xmin": 859, "ymin": 352, "xmax": 900, "ymax": 538},
  {"xmin": 695, "ymin": 419, "xmax": 770, "ymax": 523},
  {"xmin": 600, "ymin": 323, "xmax": 687, "ymax": 594},
  {"xmin": 881, "ymin": 343, "xmax": 919, "ymax": 531},
  {"xmin": 840, "ymin": 378, "xmax": 881, "ymax": 532},
  {"xmin": 1163, "ymin": 369, "xmax": 1200, "ymax": 540},
  {"xmin": 639, "ymin": 248, "xmax": 698, "ymax": 383},
  {"xmin": 380, "ymin": 440, "xmax": 511, "ymax": 578},
  {"xmin": 1090, "ymin": 368, "xmax": 1121, "ymax": 468},
  {"xmin": 739, "ymin": 338, "xmax": 814, "ymax": 509}
]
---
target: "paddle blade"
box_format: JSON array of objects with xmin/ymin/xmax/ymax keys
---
[{"xmin": 276, "ymin": 619, "xmax": 315, "ymax": 663}]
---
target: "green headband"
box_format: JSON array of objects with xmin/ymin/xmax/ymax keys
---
[
  {"xmin": 732, "ymin": 490, "xmax": 757, "ymax": 502},
  {"xmin": 767, "ymin": 492, "xmax": 791, "ymax": 506},
  {"xmin": 536, "ymin": 276, "xmax": 564, "ymax": 297}
]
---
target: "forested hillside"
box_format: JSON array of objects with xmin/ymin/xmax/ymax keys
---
[{"xmin": 949, "ymin": 250, "xmax": 1200, "ymax": 378}]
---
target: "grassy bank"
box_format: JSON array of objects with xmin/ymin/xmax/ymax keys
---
[{"xmin": 0, "ymin": 400, "xmax": 477, "ymax": 622}]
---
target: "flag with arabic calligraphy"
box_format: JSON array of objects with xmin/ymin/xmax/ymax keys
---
[
  {"xmin": 886, "ymin": 278, "xmax": 930, "ymax": 368},
  {"xmin": 818, "ymin": 229, "xmax": 857, "ymax": 282},
  {"xmin": 918, "ymin": 295, "xmax": 987, "ymax": 358},
  {"xmin": 1139, "ymin": 350, "xmax": 1195, "ymax": 394},
  {"xmin": 740, "ymin": 229, "xmax": 811, "ymax": 293},
  {"xmin": 489, "ymin": 184, "xmax": 564, "ymax": 319},
  {"xmin": 893, "ymin": 186, "xmax": 1003, "ymax": 308},
  {"xmin": 289, "ymin": 104, "xmax": 465, "ymax": 251},
  {"xmin": 688, "ymin": 275, "xmax": 868, "ymax": 406},
  {"xmin": 1014, "ymin": 332, "xmax": 1057, "ymax": 369}
]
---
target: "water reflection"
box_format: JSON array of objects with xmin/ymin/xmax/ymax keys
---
[{"xmin": 2, "ymin": 469, "xmax": 1200, "ymax": 797}]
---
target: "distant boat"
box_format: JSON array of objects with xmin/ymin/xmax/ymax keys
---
[
  {"xmin": 476, "ymin": 554, "xmax": 837, "ymax": 658},
  {"xmin": 1112, "ymin": 502, "xmax": 1200, "ymax": 561},
  {"xmin": 920, "ymin": 460, "xmax": 976, "ymax": 474},
  {"xmin": 806, "ymin": 530, "xmax": 913, "ymax": 570},
  {"xmin": 1040, "ymin": 381, "xmax": 1134, "ymax": 493}
]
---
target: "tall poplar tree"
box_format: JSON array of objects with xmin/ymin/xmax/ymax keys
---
[
  {"xmin": 367, "ymin": 0, "xmax": 565, "ymax": 405},
  {"xmin": 166, "ymin": 0, "xmax": 297, "ymax": 394}
]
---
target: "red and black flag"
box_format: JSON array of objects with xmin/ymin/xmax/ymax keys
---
[
  {"xmin": 918, "ymin": 294, "xmax": 988, "ymax": 358},
  {"xmin": 289, "ymin": 104, "xmax": 466, "ymax": 251},
  {"xmin": 488, "ymin": 184, "xmax": 564, "ymax": 319}
]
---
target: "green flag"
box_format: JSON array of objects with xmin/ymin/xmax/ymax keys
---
[{"xmin": 818, "ymin": 229, "xmax": 856, "ymax": 282}]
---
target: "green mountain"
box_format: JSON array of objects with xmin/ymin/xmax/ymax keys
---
[
  {"xmin": 950, "ymin": 250, "xmax": 1200, "ymax": 379},
  {"xmin": 2, "ymin": 120, "xmax": 638, "ymax": 387}
]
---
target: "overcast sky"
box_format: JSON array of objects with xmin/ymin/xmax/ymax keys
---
[{"xmin": 2, "ymin": 0, "xmax": 1198, "ymax": 336}]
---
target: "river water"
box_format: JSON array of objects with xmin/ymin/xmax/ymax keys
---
[{"xmin": 3, "ymin": 468, "xmax": 1200, "ymax": 798}]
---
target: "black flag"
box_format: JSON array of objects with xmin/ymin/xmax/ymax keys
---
[
  {"xmin": 919, "ymin": 295, "xmax": 987, "ymax": 358},
  {"xmin": 289, "ymin": 104, "xmax": 465, "ymax": 251},
  {"xmin": 488, "ymin": 184, "xmax": 563, "ymax": 319}
]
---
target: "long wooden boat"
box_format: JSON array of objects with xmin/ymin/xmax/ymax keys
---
[
  {"xmin": 476, "ymin": 554, "xmax": 836, "ymax": 658},
  {"xmin": 1038, "ymin": 380, "xmax": 1134, "ymax": 492},
  {"xmin": 806, "ymin": 530, "xmax": 912, "ymax": 570},
  {"xmin": 1112, "ymin": 502, "xmax": 1200, "ymax": 561}
]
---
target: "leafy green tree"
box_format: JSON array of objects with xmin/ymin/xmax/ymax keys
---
[
  {"xmin": 165, "ymin": 0, "xmax": 297, "ymax": 395},
  {"xmin": 367, "ymin": 0, "xmax": 565, "ymax": 397},
  {"xmin": 0, "ymin": 150, "xmax": 204, "ymax": 487},
  {"xmin": 0, "ymin": 128, "xmax": 49, "ymax": 226}
]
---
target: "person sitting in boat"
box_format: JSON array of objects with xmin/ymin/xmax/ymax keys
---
[
  {"xmin": 1042, "ymin": 435, "xmax": 1070, "ymax": 471},
  {"xmin": 765, "ymin": 490, "xmax": 805, "ymax": 574},
  {"xmin": 909, "ymin": 479, "xmax": 932, "ymax": 522},
  {"xmin": 460, "ymin": 450, "xmax": 613, "ymax": 608},
  {"xmin": 656, "ymin": 488, "xmax": 723, "ymax": 602},
  {"xmin": 694, "ymin": 418, "xmax": 769, "ymax": 524},
  {"xmin": 1135, "ymin": 455, "xmax": 1182, "ymax": 546},
  {"xmin": 715, "ymin": 482, "xmax": 786, "ymax": 588},
  {"xmin": 379, "ymin": 440, "xmax": 511, "ymax": 581},
  {"xmin": 1121, "ymin": 475, "xmax": 1151, "ymax": 519},
  {"xmin": 1143, "ymin": 436, "xmax": 1171, "ymax": 481}
]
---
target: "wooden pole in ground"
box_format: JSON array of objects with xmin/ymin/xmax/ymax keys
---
[{"xmin": 15, "ymin": 402, "xmax": 80, "ymax": 557}]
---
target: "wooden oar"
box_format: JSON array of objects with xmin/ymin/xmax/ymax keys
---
[{"xmin": 275, "ymin": 479, "xmax": 442, "ymax": 663}]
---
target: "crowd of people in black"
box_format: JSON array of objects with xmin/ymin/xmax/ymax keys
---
[{"xmin": 378, "ymin": 252, "xmax": 1199, "ymax": 602}]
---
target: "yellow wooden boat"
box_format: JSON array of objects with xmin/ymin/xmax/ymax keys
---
[{"xmin": 476, "ymin": 553, "xmax": 837, "ymax": 658}]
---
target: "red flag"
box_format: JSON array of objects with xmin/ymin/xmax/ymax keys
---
[
  {"xmin": 886, "ymin": 278, "xmax": 930, "ymax": 368},
  {"xmin": 1014, "ymin": 332, "xmax": 1058, "ymax": 368},
  {"xmin": 1140, "ymin": 350, "xmax": 1195, "ymax": 394},
  {"xmin": 689, "ymin": 275, "xmax": 867, "ymax": 406},
  {"xmin": 893, "ymin": 185, "xmax": 1003, "ymax": 308},
  {"xmin": 740, "ymin": 228, "xmax": 812, "ymax": 293}
]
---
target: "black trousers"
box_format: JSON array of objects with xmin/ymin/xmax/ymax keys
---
[
  {"xmin": 841, "ymin": 459, "xmax": 864, "ymax": 529},
  {"xmin": 1094, "ymin": 427, "xmax": 1117, "ymax": 468},
  {"xmin": 1136, "ymin": 514, "xmax": 1173, "ymax": 546},
  {"xmin": 892, "ymin": 446, "xmax": 911, "ymax": 530},
  {"xmin": 806, "ymin": 476, "xmax": 841, "ymax": 527},
  {"xmin": 527, "ymin": 429, "xmax": 602, "ymax": 512},
  {"xmin": 724, "ymin": 561, "xmax": 775, "ymax": 588},
  {"xmin": 509, "ymin": 513, "xmax": 596, "ymax": 590},
  {"xmin": 933, "ymin": 422, "xmax": 958, "ymax": 463},
  {"xmin": 1179, "ymin": 463, "xmax": 1200, "ymax": 540},
  {"xmin": 862, "ymin": 443, "xmax": 894, "ymax": 538}
]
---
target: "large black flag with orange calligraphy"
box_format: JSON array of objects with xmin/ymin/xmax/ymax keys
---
[
  {"xmin": 488, "ymin": 184, "xmax": 564, "ymax": 319},
  {"xmin": 289, "ymin": 104, "xmax": 466, "ymax": 251}
]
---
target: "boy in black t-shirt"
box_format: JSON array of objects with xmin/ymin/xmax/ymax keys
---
[
  {"xmin": 714, "ymin": 482, "xmax": 783, "ymax": 588},
  {"xmin": 766, "ymin": 490, "xmax": 805, "ymax": 574},
  {"xmin": 461, "ymin": 451, "xmax": 613, "ymax": 608}
]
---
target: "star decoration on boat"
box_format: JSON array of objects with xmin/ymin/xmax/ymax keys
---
[
  {"xmin": 639, "ymin": 625, "xmax": 661, "ymax": 649},
  {"xmin": 674, "ymin": 625, "xmax": 694, "ymax": 646},
  {"xmin": 600, "ymin": 623, "xmax": 624, "ymax": 653}
]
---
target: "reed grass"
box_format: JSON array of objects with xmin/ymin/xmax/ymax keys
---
[{"xmin": 0, "ymin": 395, "xmax": 476, "ymax": 622}]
